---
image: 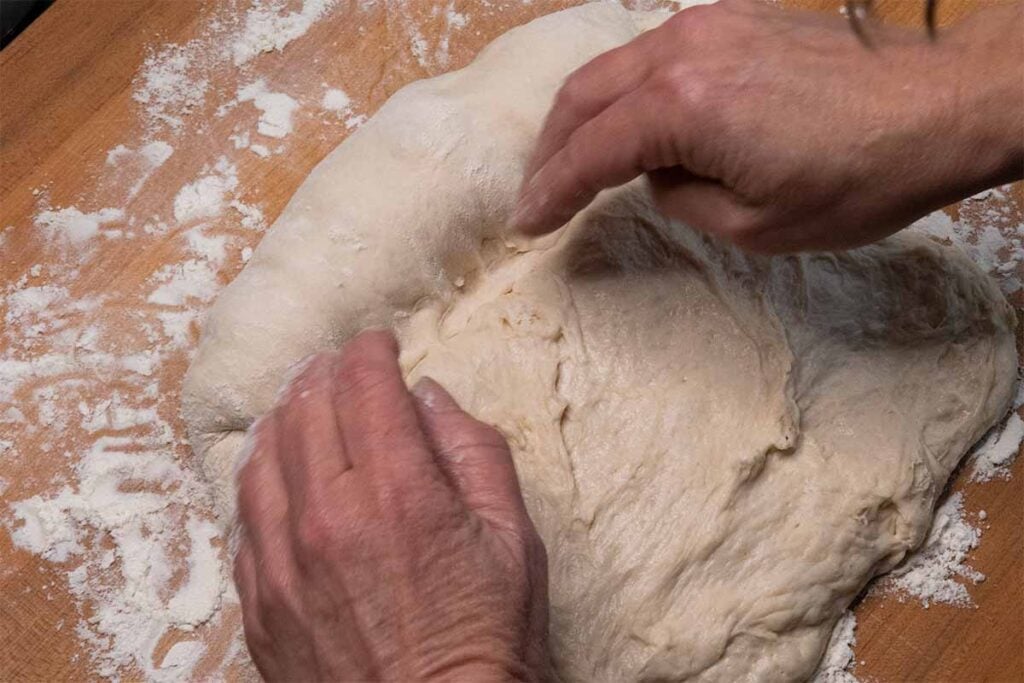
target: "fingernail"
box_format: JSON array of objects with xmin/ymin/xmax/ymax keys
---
[
  {"xmin": 411, "ymin": 377, "xmax": 457, "ymax": 413},
  {"xmin": 411, "ymin": 377, "xmax": 442, "ymax": 410}
]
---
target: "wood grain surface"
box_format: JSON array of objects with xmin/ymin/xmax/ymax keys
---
[{"xmin": 1, "ymin": 0, "xmax": 1021, "ymax": 681}]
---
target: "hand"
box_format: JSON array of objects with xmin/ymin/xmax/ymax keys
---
[
  {"xmin": 512, "ymin": 0, "xmax": 1023, "ymax": 253},
  {"xmin": 233, "ymin": 330, "xmax": 550, "ymax": 682}
]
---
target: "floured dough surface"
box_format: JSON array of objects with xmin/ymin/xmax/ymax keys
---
[{"xmin": 182, "ymin": 5, "xmax": 1017, "ymax": 681}]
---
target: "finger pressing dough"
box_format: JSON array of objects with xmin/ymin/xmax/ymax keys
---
[{"xmin": 181, "ymin": 4, "xmax": 1018, "ymax": 681}]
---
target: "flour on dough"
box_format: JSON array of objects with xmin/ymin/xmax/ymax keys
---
[{"xmin": 182, "ymin": 5, "xmax": 1017, "ymax": 681}]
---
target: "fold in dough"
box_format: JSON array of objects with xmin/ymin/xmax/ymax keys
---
[{"xmin": 182, "ymin": 4, "xmax": 1017, "ymax": 680}]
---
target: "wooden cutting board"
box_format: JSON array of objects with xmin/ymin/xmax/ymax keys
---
[{"xmin": 1, "ymin": 0, "xmax": 1021, "ymax": 680}]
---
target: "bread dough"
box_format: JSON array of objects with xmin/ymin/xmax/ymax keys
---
[{"xmin": 182, "ymin": 4, "xmax": 1017, "ymax": 681}]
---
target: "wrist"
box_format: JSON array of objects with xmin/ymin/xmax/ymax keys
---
[
  {"xmin": 944, "ymin": 4, "xmax": 1024, "ymax": 189},
  {"xmin": 877, "ymin": 2, "xmax": 1023, "ymax": 227}
]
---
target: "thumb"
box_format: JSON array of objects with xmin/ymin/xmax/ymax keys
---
[
  {"xmin": 411, "ymin": 377, "xmax": 529, "ymax": 530},
  {"xmin": 647, "ymin": 167, "xmax": 765, "ymax": 249}
]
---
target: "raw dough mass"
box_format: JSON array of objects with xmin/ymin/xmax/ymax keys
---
[{"xmin": 182, "ymin": 5, "xmax": 1017, "ymax": 681}]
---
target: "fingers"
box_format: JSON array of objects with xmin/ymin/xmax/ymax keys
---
[
  {"xmin": 411, "ymin": 378, "xmax": 529, "ymax": 531},
  {"xmin": 512, "ymin": 86, "xmax": 680, "ymax": 236},
  {"xmin": 233, "ymin": 538, "xmax": 281, "ymax": 681},
  {"xmin": 236, "ymin": 415, "xmax": 291, "ymax": 561},
  {"xmin": 333, "ymin": 330, "xmax": 435, "ymax": 481},
  {"xmin": 274, "ymin": 352, "xmax": 350, "ymax": 509},
  {"xmin": 233, "ymin": 539, "xmax": 267, "ymax": 649},
  {"xmin": 234, "ymin": 415, "xmax": 305, "ymax": 678},
  {"xmin": 522, "ymin": 34, "xmax": 658, "ymax": 184}
]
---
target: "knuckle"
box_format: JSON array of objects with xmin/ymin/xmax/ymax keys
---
[
  {"xmin": 336, "ymin": 355, "xmax": 391, "ymax": 400},
  {"xmin": 719, "ymin": 211, "xmax": 765, "ymax": 246},
  {"xmin": 311, "ymin": 495, "xmax": 376, "ymax": 551},
  {"xmin": 284, "ymin": 352, "xmax": 336, "ymax": 398},
  {"xmin": 294, "ymin": 497, "xmax": 358, "ymax": 557},
  {"xmin": 345, "ymin": 329, "xmax": 397, "ymax": 360},
  {"xmin": 443, "ymin": 420, "xmax": 512, "ymax": 462},
  {"xmin": 554, "ymin": 70, "xmax": 590, "ymax": 114},
  {"xmin": 557, "ymin": 48, "xmax": 632, "ymax": 112},
  {"xmin": 374, "ymin": 480, "xmax": 454, "ymax": 534},
  {"xmin": 373, "ymin": 477, "xmax": 423, "ymax": 516},
  {"xmin": 294, "ymin": 505, "xmax": 337, "ymax": 554},
  {"xmin": 651, "ymin": 64, "xmax": 711, "ymax": 118},
  {"xmin": 667, "ymin": 3, "xmax": 714, "ymax": 37},
  {"xmin": 572, "ymin": 54, "xmax": 612, "ymax": 89}
]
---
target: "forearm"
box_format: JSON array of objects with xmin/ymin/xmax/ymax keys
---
[
  {"xmin": 856, "ymin": 1, "xmax": 1023, "ymax": 238},
  {"xmin": 943, "ymin": 3, "xmax": 1023, "ymax": 194}
]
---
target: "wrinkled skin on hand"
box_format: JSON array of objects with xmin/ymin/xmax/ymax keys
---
[
  {"xmin": 513, "ymin": 0, "xmax": 1023, "ymax": 252},
  {"xmin": 233, "ymin": 330, "xmax": 551, "ymax": 682}
]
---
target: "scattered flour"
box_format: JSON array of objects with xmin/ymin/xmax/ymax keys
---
[
  {"xmin": 172, "ymin": 158, "xmax": 240, "ymax": 223},
  {"xmin": 408, "ymin": 26, "xmax": 432, "ymax": 69},
  {"xmin": 435, "ymin": 1, "xmax": 471, "ymax": 67},
  {"xmin": 231, "ymin": 0, "xmax": 341, "ymax": 66},
  {"xmin": 34, "ymin": 207, "xmax": 124, "ymax": 245},
  {"xmin": 187, "ymin": 226, "xmax": 229, "ymax": 265},
  {"xmin": 4, "ymin": 284, "xmax": 69, "ymax": 325},
  {"xmin": 912, "ymin": 189, "xmax": 1024, "ymax": 296},
  {"xmin": 446, "ymin": 4, "xmax": 469, "ymax": 30},
  {"xmin": 230, "ymin": 200, "xmax": 267, "ymax": 230},
  {"xmin": 153, "ymin": 310, "xmax": 200, "ymax": 349},
  {"xmin": 229, "ymin": 131, "xmax": 251, "ymax": 149},
  {"xmin": 883, "ymin": 493, "xmax": 984, "ymax": 607},
  {"xmin": 237, "ymin": 80, "xmax": 300, "ymax": 139},
  {"xmin": 106, "ymin": 141, "xmax": 175, "ymax": 199},
  {"xmin": 250, "ymin": 142, "xmax": 273, "ymax": 157},
  {"xmin": 106, "ymin": 141, "xmax": 174, "ymax": 169},
  {"xmin": 321, "ymin": 86, "xmax": 351, "ymax": 112},
  {"xmin": 2, "ymin": 274, "xmax": 101, "ymax": 352},
  {"xmin": 157, "ymin": 640, "xmax": 206, "ymax": 679},
  {"xmin": 3, "ymin": 259, "xmax": 228, "ymax": 678},
  {"xmin": 970, "ymin": 413, "xmax": 1024, "ymax": 482},
  {"xmin": 813, "ymin": 611, "xmax": 858, "ymax": 683},
  {"xmin": 125, "ymin": 0, "xmax": 355, "ymax": 139},
  {"xmin": 148, "ymin": 260, "xmax": 221, "ymax": 307},
  {"xmin": 80, "ymin": 392, "xmax": 162, "ymax": 433},
  {"xmin": 321, "ymin": 86, "xmax": 365, "ymax": 129},
  {"xmin": 147, "ymin": 225, "xmax": 230, "ymax": 338},
  {"xmin": 7, "ymin": 431, "xmax": 226, "ymax": 680},
  {"xmin": 228, "ymin": 129, "xmax": 277, "ymax": 157},
  {"xmin": 133, "ymin": 43, "xmax": 210, "ymax": 132}
]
